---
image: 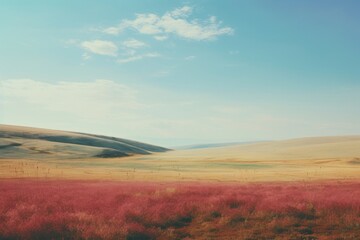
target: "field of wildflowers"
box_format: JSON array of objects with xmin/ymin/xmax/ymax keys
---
[{"xmin": 0, "ymin": 180, "xmax": 359, "ymax": 239}]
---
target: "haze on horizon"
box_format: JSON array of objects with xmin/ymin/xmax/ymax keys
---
[{"xmin": 1, "ymin": 1, "xmax": 359, "ymax": 147}]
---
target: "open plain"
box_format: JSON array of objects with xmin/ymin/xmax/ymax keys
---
[
  {"xmin": 1, "ymin": 125, "xmax": 360, "ymax": 239},
  {"xmin": 1, "ymin": 125, "xmax": 359, "ymax": 182}
]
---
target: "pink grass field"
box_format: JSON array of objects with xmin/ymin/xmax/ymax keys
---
[{"xmin": 0, "ymin": 180, "xmax": 359, "ymax": 240}]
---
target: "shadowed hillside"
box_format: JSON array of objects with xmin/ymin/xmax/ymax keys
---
[{"xmin": 0, "ymin": 125, "xmax": 170, "ymax": 160}]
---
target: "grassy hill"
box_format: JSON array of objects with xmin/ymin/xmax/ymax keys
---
[
  {"xmin": 177, "ymin": 135, "xmax": 360, "ymax": 161},
  {"xmin": 0, "ymin": 124, "xmax": 170, "ymax": 160},
  {"xmin": 0, "ymin": 125, "xmax": 359, "ymax": 182}
]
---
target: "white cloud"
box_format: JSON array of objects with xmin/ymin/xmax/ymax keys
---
[
  {"xmin": 154, "ymin": 35, "xmax": 168, "ymax": 41},
  {"xmin": 0, "ymin": 79, "xmax": 139, "ymax": 115},
  {"xmin": 117, "ymin": 55, "xmax": 143, "ymax": 63},
  {"xmin": 103, "ymin": 27, "xmax": 121, "ymax": 35},
  {"xmin": 81, "ymin": 40, "xmax": 118, "ymax": 56},
  {"xmin": 103, "ymin": 6, "xmax": 233, "ymax": 41},
  {"xmin": 117, "ymin": 52, "xmax": 160, "ymax": 64},
  {"xmin": 122, "ymin": 39, "xmax": 146, "ymax": 48},
  {"xmin": 170, "ymin": 6, "xmax": 192, "ymax": 18}
]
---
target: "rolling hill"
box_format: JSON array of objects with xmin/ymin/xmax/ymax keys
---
[
  {"xmin": 0, "ymin": 125, "xmax": 359, "ymax": 182},
  {"xmin": 166, "ymin": 135, "xmax": 360, "ymax": 161},
  {"xmin": 0, "ymin": 124, "xmax": 170, "ymax": 160},
  {"xmin": 174, "ymin": 141, "xmax": 268, "ymax": 150}
]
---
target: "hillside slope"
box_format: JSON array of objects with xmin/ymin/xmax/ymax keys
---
[
  {"xmin": 0, "ymin": 125, "xmax": 169, "ymax": 159},
  {"xmin": 180, "ymin": 135, "xmax": 360, "ymax": 161}
]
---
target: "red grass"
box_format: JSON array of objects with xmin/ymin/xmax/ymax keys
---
[{"xmin": 0, "ymin": 180, "xmax": 359, "ymax": 239}]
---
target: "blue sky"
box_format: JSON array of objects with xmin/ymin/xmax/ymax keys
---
[{"xmin": 1, "ymin": 1, "xmax": 360, "ymax": 147}]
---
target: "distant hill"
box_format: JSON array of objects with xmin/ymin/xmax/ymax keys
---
[
  {"xmin": 170, "ymin": 135, "xmax": 360, "ymax": 161},
  {"xmin": 0, "ymin": 125, "xmax": 170, "ymax": 159},
  {"xmin": 175, "ymin": 141, "xmax": 268, "ymax": 150}
]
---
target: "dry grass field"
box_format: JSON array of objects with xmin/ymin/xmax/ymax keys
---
[{"xmin": 1, "ymin": 125, "xmax": 359, "ymax": 182}]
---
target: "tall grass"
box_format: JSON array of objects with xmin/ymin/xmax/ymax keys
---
[{"xmin": 0, "ymin": 180, "xmax": 359, "ymax": 239}]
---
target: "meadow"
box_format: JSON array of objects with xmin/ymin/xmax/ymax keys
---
[
  {"xmin": 2, "ymin": 129, "xmax": 359, "ymax": 183},
  {"xmin": 1, "ymin": 180, "xmax": 359, "ymax": 240}
]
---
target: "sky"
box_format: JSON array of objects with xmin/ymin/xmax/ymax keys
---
[{"xmin": 1, "ymin": 0, "xmax": 360, "ymax": 147}]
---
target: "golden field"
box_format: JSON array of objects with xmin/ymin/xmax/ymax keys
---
[{"xmin": 1, "ymin": 132, "xmax": 359, "ymax": 182}]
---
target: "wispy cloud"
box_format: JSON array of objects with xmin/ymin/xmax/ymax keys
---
[
  {"xmin": 81, "ymin": 40, "xmax": 118, "ymax": 56},
  {"xmin": 117, "ymin": 52, "xmax": 160, "ymax": 64},
  {"xmin": 0, "ymin": 79, "xmax": 139, "ymax": 120},
  {"xmin": 153, "ymin": 35, "xmax": 168, "ymax": 41},
  {"xmin": 103, "ymin": 6, "xmax": 233, "ymax": 41},
  {"xmin": 82, "ymin": 52, "xmax": 91, "ymax": 60},
  {"xmin": 122, "ymin": 39, "xmax": 147, "ymax": 49}
]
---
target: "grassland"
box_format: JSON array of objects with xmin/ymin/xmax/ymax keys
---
[
  {"xmin": 1, "ymin": 138, "xmax": 360, "ymax": 182},
  {"xmin": 1, "ymin": 125, "xmax": 359, "ymax": 182},
  {"xmin": 1, "ymin": 125, "xmax": 360, "ymax": 239}
]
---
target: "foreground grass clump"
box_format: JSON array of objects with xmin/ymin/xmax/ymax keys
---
[{"xmin": 0, "ymin": 180, "xmax": 359, "ymax": 239}]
